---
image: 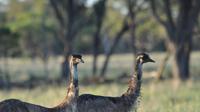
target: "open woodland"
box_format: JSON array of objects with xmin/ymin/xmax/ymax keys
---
[{"xmin": 0, "ymin": 0, "xmax": 200, "ymax": 112}]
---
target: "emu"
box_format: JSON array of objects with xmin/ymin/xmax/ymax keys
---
[
  {"xmin": 77, "ymin": 53, "xmax": 155, "ymax": 112},
  {"xmin": 0, "ymin": 54, "xmax": 84, "ymax": 112}
]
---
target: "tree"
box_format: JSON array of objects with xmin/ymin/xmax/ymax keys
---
[
  {"xmin": 99, "ymin": 18, "xmax": 129, "ymax": 78},
  {"xmin": 92, "ymin": 0, "xmax": 107, "ymax": 76},
  {"xmin": 49, "ymin": 0, "xmax": 88, "ymax": 79},
  {"xmin": 5, "ymin": 0, "xmax": 58, "ymax": 79},
  {"xmin": 126, "ymin": 0, "xmax": 148, "ymax": 68},
  {"xmin": 150, "ymin": 0, "xmax": 200, "ymax": 80},
  {"xmin": 99, "ymin": 0, "xmax": 147, "ymax": 78}
]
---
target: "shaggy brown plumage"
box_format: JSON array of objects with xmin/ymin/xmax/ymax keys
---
[
  {"xmin": 77, "ymin": 53, "xmax": 155, "ymax": 112},
  {"xmin": 0, "ymin": 54, "xmax": 84, "ymax": 112}
]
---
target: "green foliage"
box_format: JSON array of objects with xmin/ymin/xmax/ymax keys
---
[
  {"xmin": 0, "ymin": 27, "xmax": 20, "ymax": 56},
  {"xmin": 136, "ymin": 12, "xmax": 165, "ymax": 39},
  {"xmin": 6, "ymin": 0, "xmax": 46, "ymax": 31},
  {"xmin": 0, "ymin": 0, "xmax": 61, "ymax": 57}
]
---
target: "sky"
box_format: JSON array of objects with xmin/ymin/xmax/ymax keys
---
[
  {"xmin": 86, "ymin": 0, "xmax": 98, "ymax": 7},
  {"xmin": 0, "ymin": 0, "xmax": 8, "ymax": 5}
]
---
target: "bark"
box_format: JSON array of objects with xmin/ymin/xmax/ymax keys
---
[
  {"xmin": 169, "ymin": 37, "xmax": 191, "ymax": 81},
  {"xmin": 173, "ymin": 38, "xmax": 192, "ymax": 80}
]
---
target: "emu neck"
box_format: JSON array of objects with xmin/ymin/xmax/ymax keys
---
[
  {"xmin": 135, "ymin": 61, "xmax": 143, "ymax": 80},
  {"xmin": 123, "ymin": 60, "xmax": 143, "ymax": 96},
  {"xmin": 68, "ymin": 64, "xmax": 78, "ymax": 88},
  {"xmin": 68, "ymin": 64, "xmax": 79, "ymax": 95},
  {"xmin": 73, "ymin": 64, "xmax": 78, "ymax": 88},
  {"xmin": 55, "ymin": 64, "xmax": 78, "ymax": 109}
]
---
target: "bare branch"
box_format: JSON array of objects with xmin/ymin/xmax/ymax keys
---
[
  {"xmin": 49, "ymin": 0, "xmax": 65, "ymax": 27},
  {"xmin": 163, "ymin": 0, "xmax": 176, "ymax": 30},
  {"xmin": 150, "ymin": 0, "xmax": 167, "ymax": 26},
  {"xmin": 100, "ymin": 16, "xmax": 129, "ymax": 77}
]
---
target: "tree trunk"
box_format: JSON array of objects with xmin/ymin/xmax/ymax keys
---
[
  {"xmin": 155, "ymin": 40, "xmax": 172, "ymax": 80},
  {"xmin": 0, "ymin": 69, "xmax": 3, "ymax": 88},
  {"xmin": 61, "ymin": 41, "xmax": 73, "ymax": 80},
  {"xmin": 92, "ymin": 0, "xmax": 106, "ymax": 76},
  {"xmin": 156, "ymin": 51, "xmax": 170, "ymax": 80},
  {"xmin": 92, "ymin": 25, "xmax": 101, "ymax": 76},
  {"xmin": 127, "ymin": 0, "xmax": 137, "ymax": 61},
  {"xmin": 172, "ymin": 42, "xmax": 191, "ymax": 80},
  {"xmin": 3, "ymin": 52, "xmax": 10, "ymax": 89},
  {"xmin": 50, "ymin": 0, "xmax": 77, "ymax": 80},
  {"xmin": 92, "ymin": 25, "xmax": 103, "ymax": 77},
  {"xmin": 61, "ymin": 59, "xmax": 69, "ymax": 80},
  {"xmin": 171, "ymin": 0, "xmax": 194, "ymax": 81},
  {"xmin": 61, "ymin": 0, "xmax": 75, "ymax": 79},
  {"xmin": 129, "ymin": 14, "xmax": 137, "ymax": 69}
]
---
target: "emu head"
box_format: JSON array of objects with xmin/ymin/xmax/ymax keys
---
[
  {"xmin": 71, "ymin": 54, "xmax": 84, "ymax": 65},
  {"xmin": 136, "ymin": 53, "xmax": 155, "ymax": 64}
]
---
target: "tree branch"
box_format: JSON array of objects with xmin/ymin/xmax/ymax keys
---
[
  {"xmin": 100, "ymin": 17, "xmax": 129, "ymax": 77},
  {"xmin": 150, "ymin": 0, "xmax": 167, "ymax": 26},
  {"xmin": 49, "ymin": 0, "xmax": 65, "ymax": 27},
  {"xmin": 163, "ymin": 0, "xmax": 176, "ymax": 30},
  {"xmin": 134, "ymin": 0, "xmax": 148, "ymax": 13}
]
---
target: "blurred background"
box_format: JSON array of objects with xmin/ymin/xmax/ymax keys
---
[{"xmin": 0, "ymin": 0, "xmax": 200, "ymax": 111}]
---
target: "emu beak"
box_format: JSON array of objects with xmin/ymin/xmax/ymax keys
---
[
  {"xmin": 148, "ymin": 58, "xmax": 155, "ymax": 63},
  {"xmin": 80, "ymin": 58, "xmax": 84, "ymax": 63}
]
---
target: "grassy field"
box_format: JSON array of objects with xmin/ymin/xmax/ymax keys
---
[{"xmin": 0, "ymin": 52, "xmax": 200, "ymax": 112}]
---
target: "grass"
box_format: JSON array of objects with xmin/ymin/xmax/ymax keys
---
[{"xmin": 0, "ymin": 52, "xmax": 200, "ymax": 112}]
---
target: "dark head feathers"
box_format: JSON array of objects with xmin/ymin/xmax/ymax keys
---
[
  {"xmin": 72, "ymin": 54, "xmax": 82, "ymax": 59},
  {"xmin": 136, "ymin": 52, "xmax": 155, "ymax": 63}
]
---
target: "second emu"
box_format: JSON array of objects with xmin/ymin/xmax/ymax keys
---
[{"xmin": 77, "ymin": 53, "xmax": 155, "ymax": 112}]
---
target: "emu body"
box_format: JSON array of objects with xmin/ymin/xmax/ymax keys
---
[
  {"xmin": 0, "ymin": 55, "xmax": 84, "ymax": 112},
  {"xmin": 0, "ymin": 98, "xmax": 76, "ymax": 112},
  {"xmin": 77, "ymin": 53, "xmax": 154, "ymax": 112}
]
